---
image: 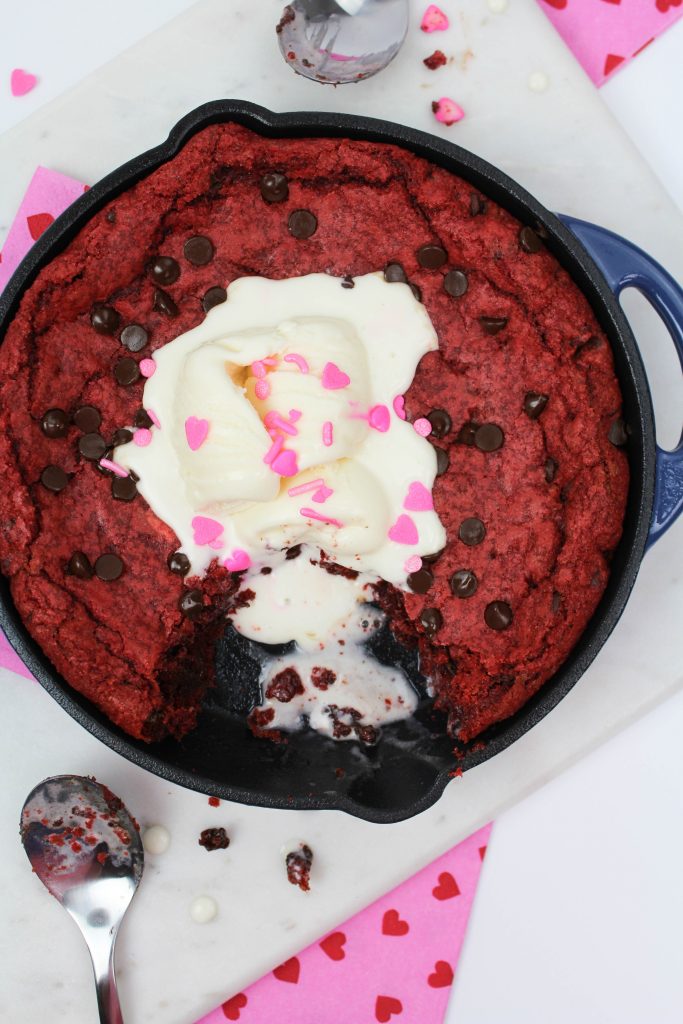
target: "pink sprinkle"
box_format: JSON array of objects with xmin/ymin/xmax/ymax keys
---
[
  {"xmin": 393, "ymin": 395, "xmax": 406, "ymax": 420},
  {"xmin": 251, "ymin": 360, "xmax": 267, "ymax": 379},
  {"xmin": 321, "ymin": 362, "xmax": 351, "ymax": 391},
  {"xmin": 263, "ymin": 357, "xmax": 279, "ymax": 367},
  {"xmin": 264, "ymin": 411, "xmax": 298, "ymax": 436},
  {"xmin": 147, "ymin": 408, "xmax": 161, "ymax": 429},
  {"xmin": 10, "ymin": 69, "xmax": 38, "ymax": 97},
  {"xmin": 263, "ymin": 435, "xmax": 284, "ymax": 465},
  {"xmin": 288, "ymin": 478, "xmax": 325, "ymax": 497},
  {"xmin": 99, "ymin": 458, "xmax": 129, "ymax": 479},
  {"xmin": 322, "ymin": 421, "xmax": 334, "ymax": 447},
  {"xmin": 312, "ymin": 485, "xmax": 334, "ymax": 503},
  {"xmin": 133, "ymin": 428, "xmax": 152, "ymax": 447},
  {"xmin": 388, "ymin": 514, "xmax": 419, "ymax": 546},
  {"xmin": 404, "ymin": 555, "xmax": 423, "ymax": 574},
  {"xmin": 299, "ymin": 507, "xmax": 343, "ymax": 529},
  {"xmin": 404, "ymin": 481, "xmax": 434, "ymax": 512},
  {"xmin": 413, "ymin": 417, "xmax": 432, "ymax": 437},
  {"xmin": 432, "ymin": 97, "xmax": 465, "ymax": 127},
  {"xmin": 368, "ymin": 404, "xmax": 391, "ymax": 433},
  {"xmin": 254, "ymin": 379, "xmax": 271, "ymax": 400},
  {"xmin": 185, "ymin": 416, "xmax": 209, "ymax": 450},
  {"xmin": 271, "ymin": 449, "xmax": 300, "ymax": 477},
  {"xmin": 284, "ymin": 353, "xmax": 309, "ymax": 374},
  {"xmin": 289, "ymin": 409, "xmax": 302, "ymax": 422},
  {"xmin": 192, "ymin": 515, "xmax": 224, "ymax": 546},
  {"xmin": 139, "ymin": 358, "xmax": 156, "ymax": 378},
  {"xmin": 223, "ymin": 549, "xmax": 252, "ymax": 572},
  {"xmin": 421, "ymin": 4, "xmax": 449, "ymax": 32}
]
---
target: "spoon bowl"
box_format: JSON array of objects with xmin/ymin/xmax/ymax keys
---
[
  {"xmin": 20, "ymin": 775, "xmax": 144, "ymax": 1024},
  {"xmin": 277, "ymin": 0, "xmax": 409, "ymax": 84}
]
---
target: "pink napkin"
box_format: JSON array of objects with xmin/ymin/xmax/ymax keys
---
[
  {"xmin": 197, "ymin": 826, "xmax": 491, "ymax": 1024},
  {"xmin": 1, "ymin": 166, "xmax": 491, "ymax": 1024},
  {"xmin": 536, "ymin": 0, "xmax": 683, "ymax": 86}
]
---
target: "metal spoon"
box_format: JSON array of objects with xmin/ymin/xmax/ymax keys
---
[
  {"xmin": 20, "ymin": 775, "xmax": 144, "ymax": 1024},
  {"xmin": 276, "ymin": 0, "xmax": 409, "ymax": 85}
]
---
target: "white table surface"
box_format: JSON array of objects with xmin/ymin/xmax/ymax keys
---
[{"xmin": 1, "ymin": 4, "xmax": 682, "ymax": 1023}]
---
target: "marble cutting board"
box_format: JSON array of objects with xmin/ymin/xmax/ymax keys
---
[{"xmin": 1, "ymin": 2, "xmax": 682, "ymax": 1022}]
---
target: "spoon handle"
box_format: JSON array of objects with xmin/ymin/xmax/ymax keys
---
[{"xmin": 89, "ymin": 935, "xmax": 124, "ymax": 1024}]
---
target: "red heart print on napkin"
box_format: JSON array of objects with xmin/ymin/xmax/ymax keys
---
[
  {"xmin": 221, "ymin": 993, "xmax": 247, "ymax": 1020},
  {"xmin": 382, "ymin": 909, "xmax": 410, "ymax": 936},
  {"xmin": 26, "ymin": 212, "xmax": 54, "ymax": 240},
  {"xmin": 432, "ymin": 871, "xmax": 460, "ymax": 900},
  {"xmin": 427, "ymin": 961, "xmax": 454, "ymax": 988},
  {"xmin": 272, "ymin": 957, "xmax": 300, "ymax": 984},
  {"xmin": 319, "ymin": 932, "xmax": 346, "ymax": 961},
  {"xmin": 375, "ymin": 995, "xmax": 403, "ymax": 1021}
]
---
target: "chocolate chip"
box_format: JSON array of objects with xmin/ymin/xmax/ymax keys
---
[
  {"xmin": 484, "ymin": 600, "xmax": 513, "ymax": 630},
  {"xmin": 552, "ymin": 590, "xmax": 562, "ymax": 612},
  {"xmin": 286, "ymin": 844, "xmax": 313, "ymax": 891},
  {"xmin": 545, "ymin": 457, "xmax": 558, "ymax": 483},
  {"xmin": 469, "ymin": 193, "xmax": 487, "ymax": 216},
  {"xmin": 40, "ymin": 465, "xmax": 68, "ymax": 493},
  {"xmin": 450, "ymin": 569, "xmax": 478, "ymax": 598},
  {"xmin": 519, "ymin": 226, "xmax": 542, "ymax": 254},
  {"xmin": 288, "ymin": 209, "xmax": 317, "ymax": 239},
  {"xmin": 426, "ymin": 408, "xmax": 452, "ymax": 439},
  {"xmin": 409, "ymin": 282, "xmax": 423, "ymax": 303},
  {"xmin": 68, "ymin": 551, "xmax": 93, "ymax": 579},
  {"xmin": 417, "ymin": 243, "xmax": 447, "ymax": 269},
  {"xmin": 422, "ymin": 548, "xmax": 445, "ymax": 564},
  {"xmin": 341, "ymin": 275, "xmax": 355, "ymax": 289},
  {"xmin": 479, "ymin": 316, "xmax": 508, "ymax": 335},
  {"xmin": 90, "ymin": 304, "xmax": 120, "ymax": 335},
  {"xmin": 198, "ymin": 827, "xmax": 230, "ymax": 851},
  {"xmin": 407, "ymin": 567, "xmax": 434, "ymax": 594},
  {"xmin": 168, "ymin": 551, "xmax": 191, "ymax": 576},
  {"xmin": 114, "ymin": 357, "xmax": 140, "ymax": 386},
  {"xmin": 459, "ymin": 517, "xmax": 486, "ymax": 546},
  {"xmin": 419, "ymin": 607, "xmax": 443, "ymax": 636},
  {"xmin": 41, "ymin": 408, "xmax": 69, "ymax": 438},
  {"xmin": 443, "ymin": 270, "xmax": 468, "ymax": 297},
  {"xmin": 183, "ymin": 235, "xmax": 215, "ymax": 266},
  {"xmin": 120, "ymin": 324, "xmax": 148, "ymax": 353},
  {"xmin": 105, "ymin": 209, "xmax": 116, "ymax": 224},
  {"xmin": 134, "ymin": 408, "xmax": 153, "ymax": 429},
  {"xmin": 608, "ymin": 418, "xmax": 628, "ymax": 446},
  {"xmin": 260, "ymin": 172, "xmax": 289, "ymax": 203},
  {"xmin": 148, "ymin": 256, "xmax": 180, "ymax": 285},
  {"xmin": 524, "ymin": 392, "xmax": 549, "ymax": 419},
  {"xmin": 153, "ymin": 287, "xmax": 179, "ymax": 317},
  {"xmin": 266, "ymin": 667, "xmax": 304, "ymax": 702},
  {"xmin": 95, "ymin": 553, "xmax": 123, "ymax": 582},
  {"xmin": 179, "ymin": 588, "xmax": 205, "ymax": 619},
  {"xmin": 474, "ymin": 423, "xmax": 504, "ymax": 452},
  {"xmin": 435, "ymin": 446, "xmax": 450, "ymax": 476},
  {"xmin": 202, "ymin": 286, "xmax": 227, "ymax": 313},
  {"xmin": 78, "ymin": 432, "xmax": 107, "ymax": 461},
  {"xmin": 73, "ymin": 405, "xmax": 102, "ymax": 433},
  {"xmin": 285, "ymin": 543, "xmax": 302, "ymax": 561},
  {"xmin": 111, "ymin": 476, "xmax": 137, "ymax": 502},
  {"xmin": 112, "ymin": 428, "xmax": 133, "ymax": 446},
  {"xmin": 384, "ymin": 262, "xmax": 408, "ymax": 284}
]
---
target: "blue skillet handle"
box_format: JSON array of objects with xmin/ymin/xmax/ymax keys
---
[{"xmin": 560, "ymin": 215, "xmax": 683, "ymax": 549}]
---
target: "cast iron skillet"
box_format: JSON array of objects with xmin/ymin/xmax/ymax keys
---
[{"xmin": 1, "ymin": 102, "xmax": 682, "ymax": 823}]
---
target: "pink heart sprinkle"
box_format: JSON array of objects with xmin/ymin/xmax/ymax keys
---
[
  {"xmin": 413, "ymin": 417, "xmax": 432, "ymax": 437},
  {"xmin": 433, "ymin": 97, "xmax": 465, "ymax": 127},
  {"xmin": 185, "ymin": 416, "xmax": 209, "ymax": 451},
  {"xmin": 11, "ymin": 69, "xmax": 38, "ymax": 97},
  {"xmin": 271, "ymin": 449, "xmax": 300, "ymax": 477},
  {"xmin": 421, "ymin": 4, "xmax": 449, "ymax": 32},
  {"xmin": 404, "ymin": 555, "xmax": 423, "ymax": 574},
  {"xmin": 393, "ymin": 395, "xmax": 406, "ymax": 420},
  {"xmin": 321, "ymin": 362, "xmax": 351, "ymax": 390},
  {"xmin": 139, "ymin": 358, "xmax": 156, "ymax": 378},
  {"xmin": 312, "ymin": 485, "xmax": 333, "ymax": 503},
  {"xmin": 192, "ymin": 516, "xmax": 224, "ymax": 546},
  {"xmin": 254, "ymin": 379, "xmax": 271, "ymax": 400},
  {"xmin": 223, "ymin": 549, "xmax": 252, "ymax": 572},
  {"xmin": 133, "ymin": 428, "xmax": 152, "ymax": 447},
  {"xmin": 368, "ymin": 404, "xmax": 391, "ymax": 433},
  {"xmin": 404, "ymin": 481, "xmax": 434, "ymax": 512},
  {"xmin": 388, "ymin": 514, "xmax": 419, "ymax": 546}
]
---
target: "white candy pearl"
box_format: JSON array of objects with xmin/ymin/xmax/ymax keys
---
[
  {"xmin": 190, "ymin": 895, "xmax": 218, "ymax": 924},
  {"xmin": 528, "ymin": 71, "xmax": 549, "ymax": 93},
  {"xmin": 142, "ymin": 824, "xmax": 170, "ymax": 855}
]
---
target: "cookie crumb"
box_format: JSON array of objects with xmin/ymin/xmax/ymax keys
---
[
  {"xmin": 286, "ymin": 843, "xmax": 313, "ymax": 891},
  {"xmin": 199, "ymin": 827, "xmax": 230, "ymax": 851},
  {"xmin": 424, "ymin": 50, "xmax": 447, "ymax": 70}
]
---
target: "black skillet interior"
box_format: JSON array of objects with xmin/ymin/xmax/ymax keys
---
[{"xmin": 0, "ymin": 102, "xmax": 655, "ymax": 823}]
